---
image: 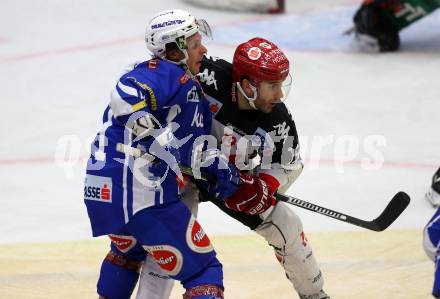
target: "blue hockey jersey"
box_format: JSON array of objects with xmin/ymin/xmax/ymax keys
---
[
  {"xmin": 425, "ymin": 208, "xmax": 440, "ymax": 298},
  {"xmin": 84, "ymin": 59, "xmax": 212, "ymax": 237}
]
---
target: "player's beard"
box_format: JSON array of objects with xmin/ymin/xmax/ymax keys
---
[{"xmin": 258, "ymin": 101, "xmax": 277, "ymax": 114}]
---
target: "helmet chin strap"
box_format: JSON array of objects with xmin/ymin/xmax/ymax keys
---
[
  {"xmin": 163, "ymin": 49, "xmax": 197, "ymax": 78},
  {"xmin": 236, "ymin": 82, "xmax": 258, "ymax": 110}
]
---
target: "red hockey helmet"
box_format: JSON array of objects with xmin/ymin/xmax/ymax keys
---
[{"xmin": 232, "ymin": 37, "xmax": 290, "ymax": 84}]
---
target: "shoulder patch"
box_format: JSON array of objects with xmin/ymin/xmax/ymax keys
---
[
  {"xmin": 148, "ymin": 59, "xmax": 159, "ymax": 69},
  {"xmin": 180, "ymin": 73, "xmax": 191, "ymax": 85}
]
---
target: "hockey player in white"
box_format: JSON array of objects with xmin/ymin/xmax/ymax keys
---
[{"xmin": 136, "ymin": 38, "xmax": 331, "ymax": 299}]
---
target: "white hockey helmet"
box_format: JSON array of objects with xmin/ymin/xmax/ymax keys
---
[{"xmin": 145, "ymin": 9, "xmax": 212, "ymax": 64}]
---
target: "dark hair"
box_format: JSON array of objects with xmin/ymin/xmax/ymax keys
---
[{"xmin": 165, "ymin": 42, "xmax": 179, "ymax": 53}]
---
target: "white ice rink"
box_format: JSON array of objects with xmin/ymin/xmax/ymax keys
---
[{"xmin": 0, "ymin": 0, "xmax": 439, "ymax": 244}]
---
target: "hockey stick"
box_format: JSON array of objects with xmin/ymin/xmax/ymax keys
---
[
  {"xmin": 274, "ymin": 192, "xmax": 410, "ymax": 232},
  {"xmin": 116, "ymin": 143, "xmax": 410, "ymax": 231},
  {"xmin": 178, "ymin": 164, "xmax": 410, "ymax": 231}
]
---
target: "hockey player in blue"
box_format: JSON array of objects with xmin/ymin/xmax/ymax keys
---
[
  {"xmin": 424, "ymin": 168, "xmax": 440, "ymax": 298},
  {"xmin": 424, "ymin": 207, "xmax": 440, "ymax": 298},
  {"xmin": 84, "ymin": 9, "xmax": 240, "ymax": 299}
]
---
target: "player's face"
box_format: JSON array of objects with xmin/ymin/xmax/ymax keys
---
[
  {"xmin": 254, "ymin": 80, "xmax": 285, "ymax": 113},
  {"xmin": 186, "ymin": 33, "xmax": 207, "ymax": 75}
]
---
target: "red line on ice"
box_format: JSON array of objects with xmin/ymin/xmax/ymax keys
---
[
  {"xmin": 0, "ymin": 155, "xmax": 436, "ymax": 170},
  {"xmin": 0, "ymin": 1, "xmax": 362, "ymax": 64},
  {"xmin": 0, "ymin": 37, "xmax": 140, "ymax": 64},
  {"xmin": 304, "ymin": 158, "xmax": 437, "ymax": 170}
]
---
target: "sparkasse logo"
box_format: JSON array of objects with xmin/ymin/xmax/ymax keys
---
[{"xmin": 84, "ymin": 175, "xmax": 112, "ymax": 203}]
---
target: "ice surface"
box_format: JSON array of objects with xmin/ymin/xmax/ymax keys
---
[{"xmin": 0, "ymin": 0, "xmax": 438, "ymax": 243}]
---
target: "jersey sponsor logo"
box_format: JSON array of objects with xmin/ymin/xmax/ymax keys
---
[
  {"xmin": 143, "ymin": 245, "xmax": 183, "ymax": 276},
  {"xmin": 198, "ymin": 68, "xmax": 218, "ymax": 90},
  {"xmin": 180, "ymin": 73, "xmax": 190, "ymax": 84},
  {"xmin": 108, "ymin": 234, "xmax": 136, "ymax": 253},
  {"xmin": 186, "ymin": 86, "xmax": 200, "ymax": 102},
  {"xmin": 191, "ymin": 105, "xmax": 204, "ymax": 127},
  {"xmin": 84, "ymin": 175, "xmax": 112, "ymax": 203},
  {"xmin": 210, "ymin": 103, "xmax": 220, "ymax": 113},
  {"xmin": 247, "ymin": 47, "xmax": 262, "ymax": 60},
  {"xmin": 205, "ymin": 95, "xmax": 223, "ymax": 115},
  {"xmin": 186, "ymin": 216, "xmax": 213, "ymax": 253}
]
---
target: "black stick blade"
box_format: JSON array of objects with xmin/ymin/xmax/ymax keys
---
[{"xmin": 371, "ymin": 191, "xmax": 411, "ymax": 231}]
